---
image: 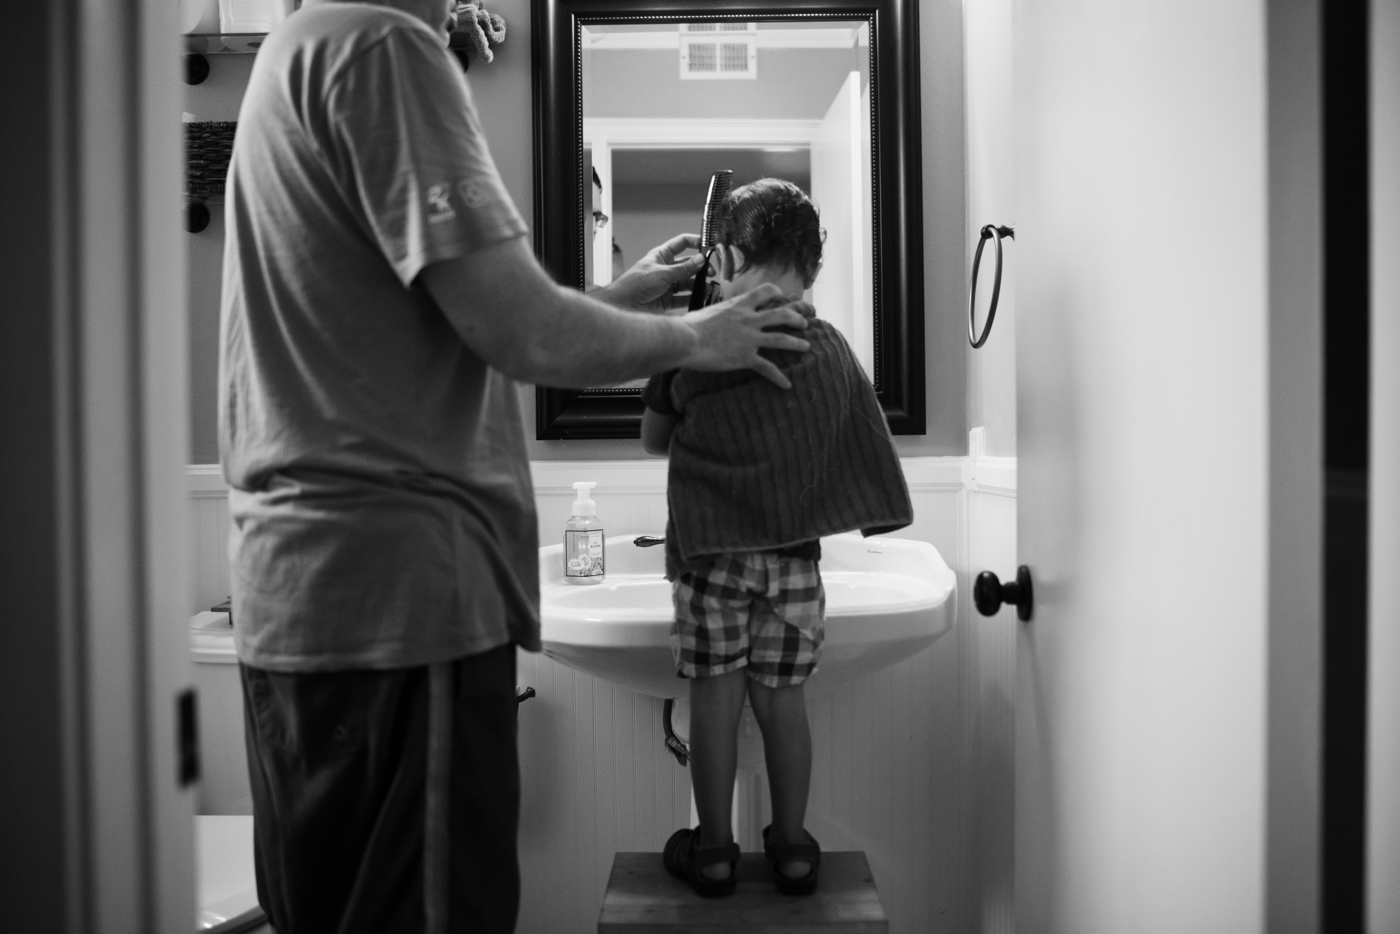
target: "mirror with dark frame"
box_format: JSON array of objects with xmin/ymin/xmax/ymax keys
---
[{"xmin": 532, "ymin": 0, "xmax": 923, "ymax": 439}]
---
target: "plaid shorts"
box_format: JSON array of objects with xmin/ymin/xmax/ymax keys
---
[{"xmin": 671, "ymin": 552, "xmax": 825, "ymax": 688}]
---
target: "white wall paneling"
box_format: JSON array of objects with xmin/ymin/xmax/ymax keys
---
[
  {"xmin": 513, "ymin": 648, "xmax": 693, "ymax": 934},
  {"xmin": 188, "ymin": 464, "xmax": 233, "ymax": 612},
  {"xmin": 186, "ymin": 447, "xmax": 1015, "ymax": 933},
  {"xmin": 961, "ymin": 436, "xmax": 1019, "ymax": 934}
]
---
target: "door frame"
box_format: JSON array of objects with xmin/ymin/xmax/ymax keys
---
[{"xmin": 1, "ymin": 1, "xmax": 195, "ymax": 929}]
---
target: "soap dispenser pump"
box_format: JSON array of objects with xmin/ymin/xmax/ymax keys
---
[{"xmin": 564, "ymin": 481, "xmax": 604, "ymax": 585}]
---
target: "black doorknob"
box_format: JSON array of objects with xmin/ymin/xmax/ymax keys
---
[{"xmin": 974, "ymin": 566, "xmax": 1034, "ymax": 621}]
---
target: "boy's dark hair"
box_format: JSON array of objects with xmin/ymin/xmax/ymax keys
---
[{"xmin": 717, "ymin": 178, "xmax": 824, "ymax": 284}]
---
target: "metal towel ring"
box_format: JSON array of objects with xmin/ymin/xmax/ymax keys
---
[{"xmin": 969, "ymin": 224, "xmax": 1015, "ymax": 349}]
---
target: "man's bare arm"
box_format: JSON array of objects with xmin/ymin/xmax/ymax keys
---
[
  {"xmin": 592, "ymin": 232, "xmax": 703, "ymax": 313},
  {"xmin": 420, "ymin": 237, "xmax": 809, "ymax": 389}
]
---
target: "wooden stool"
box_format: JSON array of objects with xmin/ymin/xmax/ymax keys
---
[{"xmin": 598, "ymin": 851, "xmax": 889, "ymax": 933}]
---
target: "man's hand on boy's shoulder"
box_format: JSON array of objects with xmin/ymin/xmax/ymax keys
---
[
  {"xmin": 679, "ymin": 284, "xmax": 811, "ymax": 389},
  {"xmin": 758, "ymin": 300, "xmax": 817, "ymax": 343}
]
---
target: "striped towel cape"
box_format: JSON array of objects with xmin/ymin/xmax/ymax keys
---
[{"xmin": 664, "ymin": 309, "xmax": 913, "ymax": 571}]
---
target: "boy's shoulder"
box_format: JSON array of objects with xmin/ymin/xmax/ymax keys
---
[
  {"xmin": 641, "ymin": 306, "xmax": 836, "ymax": 413},
  {"xmin": 672, "ymin": 316, "xmax": 850, "ymax": 400}
]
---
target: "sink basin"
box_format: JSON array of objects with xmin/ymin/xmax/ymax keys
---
[{"xmin": 539, "ymin": 533, "xmax": 956, "ymax": 698}]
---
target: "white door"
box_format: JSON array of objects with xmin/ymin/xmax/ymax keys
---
[
  {"xmin": 810, "ymin": 70, "xmax": 873, "ymax": 377},
  {"xmin": 1369, "ymin": 1, "xmax": 1400, "ymax": 928},
  {"xmin": 1012, "ymin": 2, "xmax": 1322, "ymax": 932}
]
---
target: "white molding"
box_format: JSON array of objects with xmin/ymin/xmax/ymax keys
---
[
  {"xmin": 187, "ymin": 463, "xmax": 228, "ymax": 497},
  {"xmin": 968, "ymin": 457, "xmax": 1017, "ymax": 496},
  {"xmin": 187, "ymin": 455, "xmax": 1003, "ymax": 497},
  {"xmin": 534, "ymin": 457, "xmax": 969, "ymax": 495},
  {"xmin": 585, "ymin": 28, "xmax": 864, "ymax": 51},
  {"xmin": 533, "ymin": 456, "xmax": 969, "ymax": 496},
  {"xmin": 962, "ymin": 427, "xmax": 1018, "ymax": 496},
  {"xmin": 583, "ymin": 117, "xmax": 820, "ymax": 149},
  {"xmin": 898, "ymin": 456, "xmax": 967, "ymax": 492},
  {"xmin": 530, "ymin": 459, "xmax": 669, "ymax": 495}
]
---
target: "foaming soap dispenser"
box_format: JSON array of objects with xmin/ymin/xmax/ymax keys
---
[{"xmin": 564, "ymin": 482, "xmax": 604, "ymax": 585}]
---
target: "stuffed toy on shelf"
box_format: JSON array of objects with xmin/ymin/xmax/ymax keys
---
[{"xmin": 451, "ymin": 1, "xmax": 507, "ymax": 64}]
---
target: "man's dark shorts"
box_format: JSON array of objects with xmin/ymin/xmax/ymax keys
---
[{"xmin": 240, "ymin": 644, "xmax": 518, "ymax": 934}]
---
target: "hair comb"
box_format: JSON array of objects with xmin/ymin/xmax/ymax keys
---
[{"xmin": 688, "ymin": 169, "xmax": 733, "ymax": 310}]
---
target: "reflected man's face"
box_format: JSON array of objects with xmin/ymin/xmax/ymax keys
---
[{"xmin": 592, "ymin": 180, "xmax": 607, "ymax": 232}]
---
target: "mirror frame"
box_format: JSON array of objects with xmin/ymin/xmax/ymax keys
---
[{"xmin": 531, "ymin": 0, "xmax": 924, "ymax": 439}]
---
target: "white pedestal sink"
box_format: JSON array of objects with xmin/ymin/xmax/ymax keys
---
[
  {"xmin": 539, "ymin": 532, "xmax": 957, "ymax": 699},
  {"xmin": 539, "ymin": 531, "xmax": 957, "ymax": 851}
]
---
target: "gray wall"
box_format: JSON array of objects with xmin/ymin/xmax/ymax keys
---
[
  {"xmin": 963, "ymin": 0, "xmax": 1016, "ymax": 456},
  {"xmin": 911, "ymin": 0, "xmax": 969, "ymax": 456},
  {"xmin": 185, "ymin": 53, "xmax": 255, "ymax": 464},
  {"xmin": 184, "ymin": 0, "xmax": 967, "ymax": 463},
  {"xmin": 612, "ymin": 182, "xmax": 704, "ymax": 275},
  {"xmin": 585, "ymin": 46, "xmax": 867, "ymax": 120}
]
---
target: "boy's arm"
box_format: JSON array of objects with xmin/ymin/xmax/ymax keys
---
[
  {"xmin": 641, "ymin": 408, "xmax": 678, "ymax": 456},
  {"xmin": 640, "ymin": 369, "xmax": 680, "ymax": 455}
]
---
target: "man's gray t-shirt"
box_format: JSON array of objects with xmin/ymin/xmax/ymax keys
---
[{"xmin": 219, "ymin": 0, "xmax": 538, "ymax": 671}]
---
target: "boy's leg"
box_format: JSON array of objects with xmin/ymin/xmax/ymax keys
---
[
  {"xmin": 747, "ymin": 680, "xmax": 814, "ymax": 878},
  {"xmin": 688, "ymin": 668, "xmax": 748, "ymax": 879},
  {"xmin": 746, "ymin": 553, "xmax": 823, "ymax": 880}
]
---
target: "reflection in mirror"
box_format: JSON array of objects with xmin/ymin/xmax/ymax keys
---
[
  {"xmin": 581, "ymin": 20, "xmax": 874, "ymax": 377},
  {"xmin": 532, "ymin": 0, "xmax": 923, "ymax": 440}
]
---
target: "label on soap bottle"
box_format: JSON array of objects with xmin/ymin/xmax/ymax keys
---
[{"xmin": 564, "ymin": 529, "xmax": 605, "ymax": 579}]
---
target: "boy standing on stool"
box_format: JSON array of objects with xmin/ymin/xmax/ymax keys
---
[{"xmin": 641, "ymin": 179, "xmax": 912, "ymax": 897}]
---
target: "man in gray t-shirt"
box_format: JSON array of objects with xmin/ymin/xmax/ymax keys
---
[{"xmin": 220, "ymin": 1, "xmax": 809, "ymax": 931}]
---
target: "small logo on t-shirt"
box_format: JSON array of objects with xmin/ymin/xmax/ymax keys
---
[
  {"xmin": 457, "ymin": 178, "xmax": 491, "ymax": 208},
  {"xmin": 427, "ymin": 184, "xmax": 456, "ymax": 223}
]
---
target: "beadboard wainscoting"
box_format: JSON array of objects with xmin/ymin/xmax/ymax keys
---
[
  {"xmin": 184, "ymin": 444, "xmax": 1016, "ymax": 934},
  {"xmin": 960, "ymin": 432, "xmax": 1019, "ymax": 934},
  {"xmin": 188, "ymin": 464, "xmax": 234, "ymax": 609}
]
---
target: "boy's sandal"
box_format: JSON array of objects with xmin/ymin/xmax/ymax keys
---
[
  {"xmin": 762, "ymin": 824, "xmax": 822, "ymax": 895},
  {"xmin": 663, "ymin": 826, "xmax": 740, "ymax": 898}
]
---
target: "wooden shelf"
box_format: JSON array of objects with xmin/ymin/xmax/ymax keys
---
[{"xmin": 185, "ymin": 30, "xmax": 481, "ymax": 56}]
